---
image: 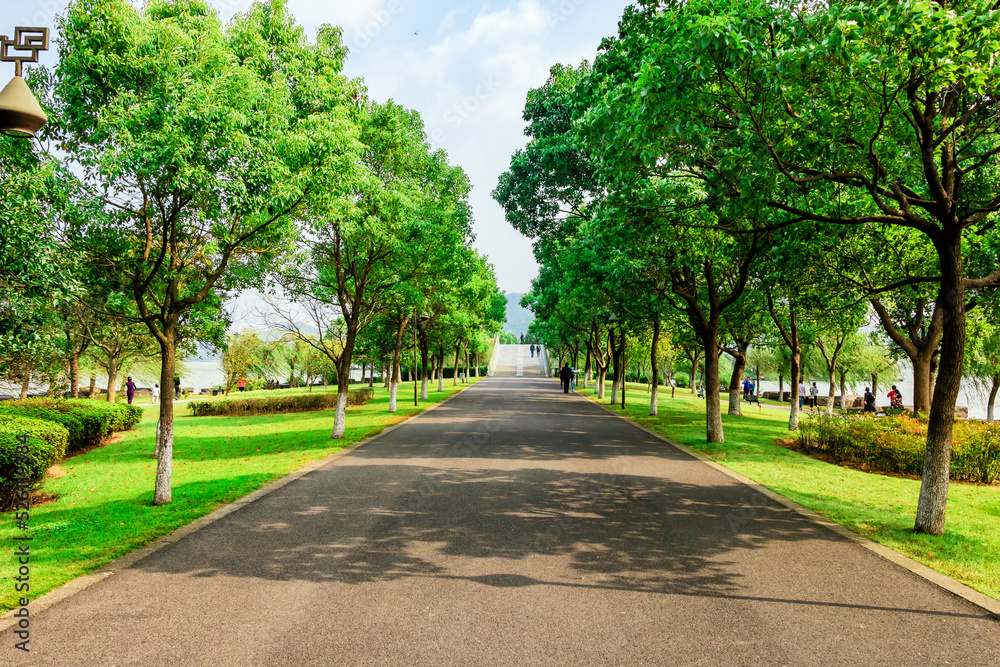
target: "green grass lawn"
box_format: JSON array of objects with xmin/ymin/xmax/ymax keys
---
[
  {"xmin": 0, "ymin": 381, "xmax": 478, "ymax": 613},
  {"xmin": 581, "ymin": 384, "xmax": 1000, "ymax": 601}
]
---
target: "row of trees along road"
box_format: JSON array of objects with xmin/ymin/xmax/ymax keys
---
[
  {"xmin": 495, "ymin": 0, "xmax": 1000, "ymax": 535},
  {"xmin": 1, "ymin": 0, "xmax": 504, "ymax": 506}
]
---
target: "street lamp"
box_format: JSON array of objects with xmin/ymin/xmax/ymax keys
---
[{"xmin": 0, "ymin": 27, "xmax": 49, "ymax": 138}]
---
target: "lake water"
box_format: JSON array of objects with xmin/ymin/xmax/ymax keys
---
[
  {"xmin": 0, "ymin": 357, "xmax": 367, "ymax": 397},
  {"xmin": 736, "ymin": 366, "xmax": 990, "ymax": 420}
]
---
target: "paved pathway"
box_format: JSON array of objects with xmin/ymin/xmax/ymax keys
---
[
  {"xmin": 3, "ymin": 376, "xmax": 997, "ymax": 665},
  {"xmin": 492, "ymin": 344, "xmax": 546, "ymax": 377}
]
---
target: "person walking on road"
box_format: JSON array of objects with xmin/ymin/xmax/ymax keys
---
[
  {"xmin": 560, "ymin": 363, "xmax": 572, "ymax": 393},
  {"xmin": 125, "ymin": 377, "xmax": 136, "ymax": 405},
  {"xmin": 798, "ymin": 380, "xmax": 807, "ymax": 409},
  {"xmin": 809, "ymin": 382, "xmax": 819, "ymax": 409},
  {"xmin": 530, "ymin": 343, "xmax": 535, "ymax": 358},
  {"xmin": 151, "ymin": 383, "xmax": 160, "ymax": 405}
]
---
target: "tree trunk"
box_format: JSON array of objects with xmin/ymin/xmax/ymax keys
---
[
  {"xmin": 826, "ymin": 366, "xmax": 836, "ymax": 416},
  {"xmin": 910, "ymin": 348, "xmax": 937, "ymax": 414},
  {"xmin": 609, "ymin": 330, "xmax": 621, "ymax": 406},
  {"xmin": 929, "ymin": 352, "xmax": 939, "ymax": 405},
  {"xmin": 650, "ymin": 318, "xmax": 660, "ymax": 416},
  {"xmin": 788, "ymin": 349, "xmax": 801, "ymax": 431},
  {"xmin": 872, "ymin": 373, "xmax": 879, "ymax": 403},
  {"xmin": 106, "ymin": 354, "xmax": 118, "ymax": 404},
  {"xmin": 420, "ymin": 339, "xmax": 429, "ymax": 401},
  {"xmin": 727, "ymin": 350, "xmax": 746, "ymax": 417},
  {"xmin": 153, "ymin": 336, "xmax": 176, "ymax": 505},
  {"xmin": 437, "ymin": 354, "xmax": 445, "ymax": 392},
  {"xmin": 334, "ymin": 318, "xmax": 360, "ymax": 439},
  {"xmin": 89, "ymin": 374, "xmax": 96, "ymax": 399},
  {"xmin": 69, "ymin": 354, "xmax": 81, "ymax": 398},
  {"xmin": 620, "ymin": 327, "xmax": 626, "ymax": 408},
  {"xmin": 584, "ymin": 350, "xmax": 591, "ymax": 388},
  {"xmin": 464, "ymin": 340, "xmax": 470, "ymax": 383},
  {"xmin": 19, "ymin": 374, "xmax": 30, "ymax": 399},
  {"xmin": 453, "ymin": 343, "xmax": 461, "ymax": 386},
  {"xmin": 839, "ymin": 371, "xmax": 848, "ymax": 412},
  {"xmin": 988, "ymin": 376, "xmax": 1000, "ymax": 423},
  {"xmin": 704, "ymin": 326, "xmax": 724, "ymax": 443},
  {"xmin": 689, "ymin": 349, "xmax": 701, "ymax": 394},
  {"xmin": 332, "ymin": 366, "xmax": 350, "ymax": 440},
  {"xmin": 915, "ymin": 244, "xmax": 965, "ymax": 535},
  {"xmin": 778, "ymin": 374, "xmax": 784, "ymax": 402},
  {"xmin": 389, "ymin": 318, "xmax": 407, "ymax": 413}
]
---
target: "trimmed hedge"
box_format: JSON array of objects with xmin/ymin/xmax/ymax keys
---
[
  {"xmin": 799, "ymin": 413, "xmax": 1000, "ymax": 484},
  {"xmin": 0, "ymin": 415, "xmax": 69, "ymax": 510},
  {"xmin": 0, "ymin": 399, "xmax": 142, "ymax": 453},
  {"xmin": 188, "ymin": 387, "xmax": 375, "ymax": 417}
]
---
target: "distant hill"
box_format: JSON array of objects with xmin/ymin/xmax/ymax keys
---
[{"xmin": 504, "ymin": 293, "xmax": 534, "ymax": 339}]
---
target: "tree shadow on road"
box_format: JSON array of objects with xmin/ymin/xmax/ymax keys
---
[{"xmin": 129, "ymin": 462, "xmax": 892, "ymax": 605}]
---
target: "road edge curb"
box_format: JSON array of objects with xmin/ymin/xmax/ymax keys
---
[
  {"xmin": 0, "ymin": 379, "xmax": 484, "ymax": 631},
  {"xmin": 578, "ymin": 389, "xmax": 1000, "ymax": 620}
]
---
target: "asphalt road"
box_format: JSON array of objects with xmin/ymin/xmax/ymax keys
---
[{"xmin": 3, "ymin": 376, "xmax": 998, "ymax": 666}]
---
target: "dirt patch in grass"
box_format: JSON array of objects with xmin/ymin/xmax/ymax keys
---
[
  {"xmin": 60, "ymin": 432, "xmax": 129, "ymax": 461},
  {"xmin": 46, "ymin": 464, "xmax": 68, "ymax": 478},
  {"xmin": 30, "ymin": 491, "xmax": 59, "ymax": 507}
]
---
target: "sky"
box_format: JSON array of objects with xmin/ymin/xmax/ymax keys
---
[{"xmin": 2, "ymin": 0, "xmax": 633, "ymax": 294}]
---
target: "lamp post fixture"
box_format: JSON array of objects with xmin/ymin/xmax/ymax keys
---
[{"xmin": 0, "ymin": 26, "xmax": 49, "ymax": 138}]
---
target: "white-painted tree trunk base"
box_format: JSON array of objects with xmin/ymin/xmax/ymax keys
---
[
  {"xmin": 153, "ymin": 421, "xmax": 173, "ymax": 505},
  {"xmin": 332, "ymin": 391, "xmax": 348, "ymax": 439},
  {"xmin": 728, "ymin": 388, "xmax": 741, "ymax": 416},
  {"xmin": 650, "ymin": 391, "xmax": 658, "ymax": 416},
  {"xmin": 389, "ymin": 382, "xmax": 398, "ymax": 413},
  {"xmin": 438, "ymin": 377, "xmax": 444, "ymax": 392},
  {"xmin": 421, "ymin": 379, "xmax": 428, "ymax": 401}
]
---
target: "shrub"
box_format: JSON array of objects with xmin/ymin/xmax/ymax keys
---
[
  {"xmin": 0, "ymin": 399, "xmax": 142, "ymax": 453},
  {"xmin": 800, "ymin": 413, "xmax": 1000, "ymax": 484},
  {"xmin": 188, "ymin": 387, "xmax": 375, "ymax": 417},
  {"xmin": 0, "ymin": 416, "xmax": 69, "ymax": 510},
  {"xmin": 953, "ymin": 429, "xmax": 1000, "ymax": 484},
  {"xmin": 674, "ymin": 372, "xmax": 690, "ymax": 389}
]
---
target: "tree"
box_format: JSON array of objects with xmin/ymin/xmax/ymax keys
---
[
  {"xmin": 601, "ymin": 0, "xmax": 1000, "ymax": 533},
  {"xmin": 965, "ymin": 307, "xmax": 1000, "ymax": 422},
  {"xmin": 220, "ymin": 331, "xmax": 265, "ymax": 392},
  {"xmin": 57, "ymin": 0, "xmax": 339, "ymax": 504}
]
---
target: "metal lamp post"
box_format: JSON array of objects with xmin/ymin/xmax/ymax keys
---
[{"xmin": 0, "ymin": 27, "xmax": 49, "ymax": 138}]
